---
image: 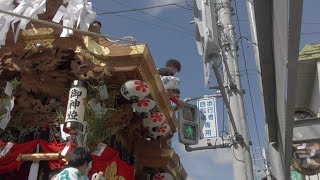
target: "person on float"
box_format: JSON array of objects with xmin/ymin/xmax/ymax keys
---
[
  {"xmin": 157, "ymin": 59, "xmax": 185, "ymax": 109},
  {"xmin": 51, "ymin": 147, "xmax": 104, "ymax": 180},
  {"xmin": 157, "ymin": 59, "xmax": 181, "ymax": 76}
]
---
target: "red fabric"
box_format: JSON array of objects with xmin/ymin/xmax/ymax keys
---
[
  {"xmin": 0, "ymin": 140, "xmax": 38, "ymax": 174},
  {"xmin": 39, "ymin": 139, "xmax": 75, "ymax": 170},
  {"xmin": 170, "ymin": 96, "xmax": 181, "ymax": 105},
  {"xmin": 0, "ymin": 140, "xmax": 134, "ymax": 180},
  {"xmin": 89, "ymin": 146, "xmax": 134, "ymax": 180},
  {"xmin": 112, "ymin": 155, "xmax": 135, "ymax": 180}
]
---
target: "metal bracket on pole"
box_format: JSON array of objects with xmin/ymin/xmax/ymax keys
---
[
  {"xmin": 293, "ymin": 117, "xmax": 320, "ymax": 127},
  {"xmin": 184, "ymin": 93, "xmax": 222, "ymax": 103},
  {"xmin": 211, "ymin": 59, "xmax": 238, "ymax": 134},
  {"xmin": 184, "ymin": 137, "xmax": 232, "ymax": 152}
]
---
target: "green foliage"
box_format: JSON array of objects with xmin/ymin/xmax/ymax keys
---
[
  {"xmin": 85, "ymin": 83, "xmax": 126, "ymax": 150},
  {"xmin": 0, "ymin": 125, "xmax": 39, "ymax": 143}
]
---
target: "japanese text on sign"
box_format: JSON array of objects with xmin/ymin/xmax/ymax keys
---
[{"xmin": 197, "ymin": 97, "xmax": 218, "ymax": 139}]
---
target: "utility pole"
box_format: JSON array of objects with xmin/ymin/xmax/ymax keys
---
[{"xmin": 215, "ymin": 0, "xmax": 254, "ymax": 179}]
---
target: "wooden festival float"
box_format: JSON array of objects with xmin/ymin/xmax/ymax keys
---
[{"xmin": 0, "ymin": 0, "xmax": 187, "ymax": 179}]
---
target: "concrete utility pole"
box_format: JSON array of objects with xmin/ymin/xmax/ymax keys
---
[{"xmin": 215, "ymin": 0, "xmax": 254, "ymax": 179}]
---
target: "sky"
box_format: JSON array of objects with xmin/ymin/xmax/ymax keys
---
[{"xmin": 91, "ymin": 0, "xmax": 320, "ymax": 179}]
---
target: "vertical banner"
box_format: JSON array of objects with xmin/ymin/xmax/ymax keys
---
[{"xmin": 197, "ymin": 97, "xmax": 218, "ymax": 139}]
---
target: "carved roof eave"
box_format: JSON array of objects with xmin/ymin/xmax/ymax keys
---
[
  {"xmin": 72, "ymin": 35, "xmax": 178, "ymax": 132},
  {"xmin": 135, "ymin": 140, "xmax": 188, "ymax": 178},
  {"xmin": 94, "ymin": 43, "xmax": 179, "ymax": 133},
  {"xmin": 0, "ymin": 27, "xmax": 177, "ymax": 133}
]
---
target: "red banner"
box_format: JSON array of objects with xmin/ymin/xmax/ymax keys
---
[
  {"xmin": 0, "ymin": 140, "xmax": 134, "ymax": 180},
  {"xmin": 90, "ymin": 146, "xmax": 134, "ymax": 180},
  {"xmin": 0, "ymin": 140, "xmax": 38, "ymax": 174}
]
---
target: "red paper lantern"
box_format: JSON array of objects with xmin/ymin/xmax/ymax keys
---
[{"xmin": 120, "ymin": 80, "xmax": 150, "ymax": 102}]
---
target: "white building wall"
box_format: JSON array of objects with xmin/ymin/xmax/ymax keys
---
[{"xmin": 309, "ymin": 62, "xmax": 320, "ymax": 115}]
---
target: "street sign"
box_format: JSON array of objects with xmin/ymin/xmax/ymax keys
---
[
  {"xmin": 197, "ymin": 97, "xmax": 218, "ymax": 139},
  {"xmin": 178, "ymin": 103, "xmax": 200, "ymax": 145}
]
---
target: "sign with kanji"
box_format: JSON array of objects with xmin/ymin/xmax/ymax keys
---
[{"xmin": 197, "ymin": 97, "xmax": 218, "ymax": 139}]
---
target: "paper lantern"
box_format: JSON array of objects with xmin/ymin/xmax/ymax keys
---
[
  {"xmin": 120, "ymin": 80, "xmax": 150, "ymax": 102},
  {"xmin": 142, "ymin": 112, "xmax": 166, "ymax": 130},
  {"xmin": 132, "ymin": 98, "xmax": 156, "ymax": 115},
  {"xmin": 153, "ymin": 172, "xmax": 174, "ymax": 180},
  {"xmin": 63, "ymin": 80, "xmax": 87, "ymax": 134},
  {"xmin": 160, "ymin": 76, "xmax": 180, "ymax": 90},
  {"xmin": 150, "ymin": 123, "xmax": 171, "ymax": 140}
]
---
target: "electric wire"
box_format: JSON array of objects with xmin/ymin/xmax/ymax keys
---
[
  {"xmin": 106, "ymin": 0, "xmax": 194, "ymax": 33},
  {"xmin": 0, "ymin": 8, "xmax": 136, "ymax": 43},
  {"xmin": 233, "ymin": 0, "xmax": 263, "ymax": 158},
  {"xmin": 96, "ymin": 1, "xmax": 193, "ymax": 15},
  {"xmin": 184, "ymin": 0, "xmax": 194, "ymax": 9},
  {"xmin": 301, "ymin": 32, "xmax": 320, "ymax": 35},
  {"xmin": 236, "ymin": 19, "xmax": 320, "ymax": 25},
  {"xmin": 105, "ymin": 12, "xmax": 194, "ymax": 36}
]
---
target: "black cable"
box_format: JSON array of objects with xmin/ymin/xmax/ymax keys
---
[
  {"xmin": 107, "ymin": 0, "xmax": 194, "ymax": 33},
  {"xmin": 236, "ymin": 36, "xmax": 257, "ymax": 46},
  {"xmin": 301, "ymin": 32, "xmax": 320, "ymax": 35},
  {"xmin": 184, "ymin": 0, "xmax": 194, "ymax": 9},
  {"xmin": 233, "ymin": 0, "xmax": 263, "ymax": 157},
  {"xmin": 100, "ymin": 12, "xmax": 194, "ymax": 36},
  {"xmin": 236, "ymin": 19, "xmax": 320, "ymax": 25},
  {"xmin": 222, "ymin": 100, "xmax": 226, "ymax": 134},
  {"xmin": 96, "ymin": 2, "xmax": 192, "ymax": 15},
  {"xmin": 175, "ymin": 4, "xmax": 194, "ymax": 10}
]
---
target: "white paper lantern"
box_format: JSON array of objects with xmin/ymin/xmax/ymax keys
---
[
  {"xmin": 150, "ymin": 123, "xmax": 171, "ymax": 140},
  {"xmin": 132, "ymin": 98, "xmax": 156, "ymax": 114},
  {"xmin": 160, "ymin": 76, "xmax": 180, "ymax": 90},
  {"xmin": 142, "ymin": 112, "xmax": 166, "ymax": 130},
  {"xmin": 153, "ymin": 173, "xmax": 174, "ymax": 180},
  {"xmin": 64, "ymin": 80, "xmax": 87, "ymax": 134},
  {"xmin": 120, "ymin": 80, "xmax": 150, "ymax": 102}
]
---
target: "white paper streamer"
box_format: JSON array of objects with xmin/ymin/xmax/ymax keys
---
[
  {"xmin": 60, "ymin": 140, "xmax": 70, "ymax": 157},
  {"xmin": 0, "ymin": 142, "xmax": 13, "ymax": 158},
  {"xmin": 0, "ymin": 97, "xmax": 14, "ymax": 130},
  {"xmin": 0, "ymin": 0, "xmax": 46, "ymax": 47},
  {"xmin": 53, "ymin": 0, "xmax": 96, "ymax": 37},
  {"xmin": 0, "ymin": 0, "xmax": 15, "ymax": 47},
  {"xmin": 11, "ymin": 0, "xmax": 46, "ymax": 42},
  {"xmin": 28, "ymin": 143, "xmax": 40, "ymax": 180}
]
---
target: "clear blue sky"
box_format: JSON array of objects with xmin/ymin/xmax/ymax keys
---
[{"xmin": 92, "ymin": 0, "xmax": 320, "ymax": 179}]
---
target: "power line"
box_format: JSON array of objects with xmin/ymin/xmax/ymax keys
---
[
  {"xmin": 104, "ymin": 0, "xmax": 194, "ymax": 33},
  {"xmin": 235, "ymin": 19, "xmax": 320, "ymax": 25},
  {"xmin": 184, "ymin": 0, "xmax": 194, "ymax": 9},
  {"xmin": 96, "ymin": 2, "xmax": 192, "ymax": 15},
  {"xmin": 301, "ymin": 32, "xmax": 320, "ymax": 35},
  {"xmin": 233, "ymin": 0, "xmax": 263, "ymax": 159},
  {"xmin": 107, "ymin": 13, "xmax": 194, "ymax": 36}
]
